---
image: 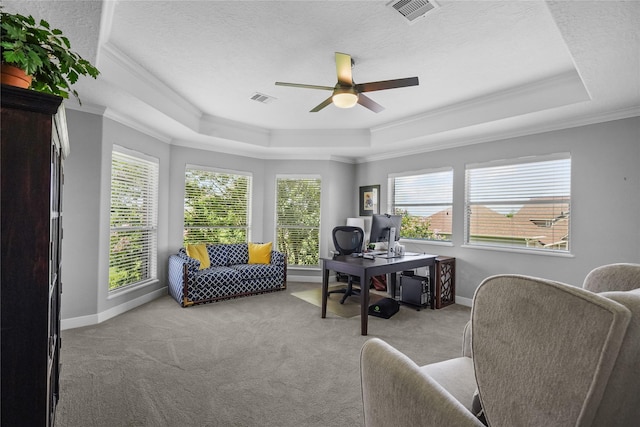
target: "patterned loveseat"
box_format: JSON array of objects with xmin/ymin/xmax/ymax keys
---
[{"xmin": 168, "ymin": 243, "xmax": 287, "ymax": 307}]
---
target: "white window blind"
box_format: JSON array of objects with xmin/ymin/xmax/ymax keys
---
[
  {"xmin": 465, "ymin": 154, "xmax": 571, "ymax": 252},
  {"xmin": 276, "ymin": 177, "xmax": 321, "ymax": 267},
  {"xmin": 184, "ymin": 166, "xmax": 251, "ymax": 244},
  {"xmin": 389, "ymin": 168, "xmax": 453, "ymax": 241},
  {"xmin": 109, "ymin": 149, "xmax": 159, "ymax": 291}
]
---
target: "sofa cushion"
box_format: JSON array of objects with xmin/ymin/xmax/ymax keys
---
[
  {"xmin": 227, "ymin": 243, "xmax": 248, "ymax": 265},
  {"xmin": 232, "ymin": 264, "xmax": 281, "ymax": 280},
  {"xmin": 186, "ymin": 244, "xmax": 210, "ymax": 270},
  {"xmin": 207, "ymin": 244, "xmax": 228, "ymax": 267},
  {"xmin": 248, "ymin": 242, "xmax": 272, "ymax": 264},
  {"xmin": 192, "ymin": 266, "xmax": 242, "ymax": 288}
]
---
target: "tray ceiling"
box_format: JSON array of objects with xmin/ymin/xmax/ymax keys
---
[{"xmin": 5, "ymin": 1, "xmax": 639, "ymax": 161}]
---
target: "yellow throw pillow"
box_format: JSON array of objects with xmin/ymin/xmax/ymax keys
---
[
  {"xmin": 185, "ymin": 244, "xmax": 210, "ymax": 270},
  {"xmin": 248, "ymin": 242, "xmax": 272, "ymax": 264}
]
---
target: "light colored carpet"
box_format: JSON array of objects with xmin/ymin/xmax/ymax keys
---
[
  {"xmin": 56, "ymin": 281, "xmax": 471, "ymax": 427},
  {"xmin": 291, "ymin": 284, "xmax": 385, "ymax": 318}
]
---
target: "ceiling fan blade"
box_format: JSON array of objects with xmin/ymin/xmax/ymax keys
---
[
  {"xmin": 335, "ymin": 52, "xmax": 353, "ymax": 86},
  {"xmin": 357, "ymin": 94, "xmax": 385, "ymax": 113},
  {"xmin": 275, "ymin": 82, "xmax": 334, "ymax": 91},
  {"xmin": 355, "ymin": 77, "xmax": 419, "ymax": 93},
  {"xmin": 310, "ymin": 96, "xmax": 334, "ymax": 112}
]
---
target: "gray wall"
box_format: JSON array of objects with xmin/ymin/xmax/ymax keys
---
[
  {"xmin": 62, "ymin": 111, "xmax": 170, "ymax": 326},
  {"xmin": 61, "ymin": 112, "xmax": 639, "ymax": 326},
  {"xmin": 61, "ymin": 110, "xmax": 102, "ymax": 320},
  {"xmin": 357, "ymin": 116, "xmax": 640, "ymax": 301},
  {"xmin": 167, "ymin": 148, "xmax": 356, "ymax": 280}
]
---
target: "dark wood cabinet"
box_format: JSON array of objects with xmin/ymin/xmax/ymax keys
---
[{"xmin": 1, "ymin": 85, "xmax": 66, "ymax": 426}]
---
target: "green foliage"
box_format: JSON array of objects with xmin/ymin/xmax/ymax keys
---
[
  {"xmin": 395, "ymin": 209, "xmax": 444, "ymax": 241},
  {"xmin": 183, "ymin": 171, "xmax": 249, "ymax": 245},
  {"xmin": 276, "ymin": 179, "xmax": 321, "ymax": 266},
  {"xmin": 109, "ymin": 230, "xmax": 144, "ymax": 290},
  {"xmin": 1, "ymin": 8, "xmax": 99, "ymax": 103},
  {"xmin": 108, "ymin": 154, "xmax": 158, "ymax": 290}
]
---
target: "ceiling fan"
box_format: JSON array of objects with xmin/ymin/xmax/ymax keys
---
[{"xmin": 275, "ymin": 52, "xmax": 419, "ymax": 113}]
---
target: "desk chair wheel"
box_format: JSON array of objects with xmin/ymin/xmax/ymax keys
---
[{"xmin": 327, "ymin": 280, "xmax": 361, "ymax": 304}]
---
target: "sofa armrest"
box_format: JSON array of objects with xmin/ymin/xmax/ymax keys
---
[
  {"xmin": 361, "ymin": 338, "xmax": 484, "ymax": 427},
  {"xmin": 270, "ymin": 250, "xmax": 286, "ymax": 266},
  {"xmin": 176, "ymin": 248, "xmax": 201, "ymax": 273}
]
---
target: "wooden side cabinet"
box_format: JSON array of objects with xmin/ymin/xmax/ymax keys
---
[
  {"xmin": 1, "ymin": 85, "xmax": 66, "ymax": 426},
  {"xmin": 434, "ymin": 256, "xmax": 456, "ymax": 309}
]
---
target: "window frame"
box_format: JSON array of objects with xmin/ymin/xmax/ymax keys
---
[
  {"xmin": 388, "ymin": 167, "xmax": 454, "ymax": 242},
  {"xmin": 108, "ymin": 146, "xmax": 159, "ymax": 292},
  {"xmin": 464, "ymin": 153, "xmax": 571, "ymax": 254},
  {"xmin": 274, "ymin": 175, "xmax": 322, "ymax": 268},
  {"xmin": 183, "ymin": 164, "xmax": 253, "ymax": 245}
]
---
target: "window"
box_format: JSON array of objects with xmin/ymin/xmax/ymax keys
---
[
  {"xmin": 389, "ymin": 168, "xmax": 453, "ymax": 241},
  {"xmin": 276, "ymin": 176, "xmax": 321, "ymax": 267},
  {"xmin": 184, "ymin": 166, "xmax": 252, "ymax": 244},
  {"xmin": 109, "ymin": 148, "xmax": 159, "ymax": 291},
  {"xmin": 465, "ymin": 153, "xmax": 571, "ymax": 252}
]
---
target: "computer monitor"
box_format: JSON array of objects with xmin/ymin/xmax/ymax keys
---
[{"xmin": 369, "ymin": 214, "xmax": 402, "ymax": 244}]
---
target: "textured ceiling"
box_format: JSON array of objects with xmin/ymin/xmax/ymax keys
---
[{"xmin": 5, "ymin": 1, "xmax": 639, "ymax": 161}]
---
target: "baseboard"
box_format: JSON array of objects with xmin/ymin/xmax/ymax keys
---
[
  {"xmin": 288, "ymin": 274, "xmax": 322, "ymax": 283},
  {"xmin": 61, "ymin": 287, "xmax": 167, "ymax": 330},
  {"xmin": 455, "ymin": 295, "xmax": 473, "ymax": 307},
  {"xmin": 61, "ymin": 313, "xmax": 99, "ymax": 331}
]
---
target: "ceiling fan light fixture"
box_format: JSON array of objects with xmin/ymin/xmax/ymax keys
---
[{"xmin": 332, "ymin": 89, "xmax": 359, "ymax": 108}]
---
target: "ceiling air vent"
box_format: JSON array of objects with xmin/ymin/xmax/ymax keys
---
[
  {"xmin": 387, "ymin": 0, "xmax": 439, "ymax": 25},
  {"xmin": 250, "ymin": 92, "xmax": 276, "ymax": 104}
]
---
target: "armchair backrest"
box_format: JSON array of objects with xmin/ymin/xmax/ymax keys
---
[
  {"xmin": 472, "ymin": 275, "xmax": 632, "ymax": 427},
  {"xmin": 332, "ymin": 226, "xmax": 364, "ymax": 255},
  {"xmin": 590, "ymin": 288, "xmax": 640, "ymax": 425},
  {"xmin": 582, "ymin": 263, "xmax": 640, "ymax": 293}
]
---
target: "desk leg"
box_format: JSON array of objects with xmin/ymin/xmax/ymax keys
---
[
  {"xmin": 321, "ymin": 266, "xmax": 328, "ymax": 318},
  {"xmin": 389, "ymin": 273, "xmax": 397, "ymax": 299},
  {"xmin": 428, "ymin": 263, "xmax": 436, "ymax": 310},
  {"xmin": 361, "ymin": 272, "xmax": 370, "ymax": 335}
]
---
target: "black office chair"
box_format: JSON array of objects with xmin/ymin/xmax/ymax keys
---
[{"xmin": 328, "ymin": 226, "xmax": 365, "ymax": 304}]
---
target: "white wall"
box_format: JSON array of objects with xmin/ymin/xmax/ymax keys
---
[{"xmin": 357, "ymin": 117, "xmax": 640, "ymax": 301}]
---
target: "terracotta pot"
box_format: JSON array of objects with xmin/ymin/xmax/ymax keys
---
[{"xmin": 1, "ymin": 63, "xmax": 32, "ymax": 89}]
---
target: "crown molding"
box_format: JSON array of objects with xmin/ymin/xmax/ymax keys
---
[
  {"xmin": 99, "ymin": 43, "xmax": 202, "ymax": 130},
  {"xmin": 358, "ymin": 105, "xmax": 640, "ymax": 164},
  {"xmin": 103, "ymin": 108, "xmax": 172, "ymax": 144},
  {"xmin": 370, "ymin": 68, "xmax": 590, "ymax": 147}
]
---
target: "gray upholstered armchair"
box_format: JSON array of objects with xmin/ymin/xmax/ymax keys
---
[
  {"xmin": 360, "ymin": 272, "xmax": 640, "ymax": 427},
  {"xmin": 582, "ymin": 262, "xmax": 640, "ymax": 293}
]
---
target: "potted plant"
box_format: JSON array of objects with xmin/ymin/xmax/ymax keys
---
[{"xmin": 1, "ymin": 7, "xmax": 99, "ymax": 104}]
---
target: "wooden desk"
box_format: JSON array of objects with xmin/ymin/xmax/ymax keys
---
[{"xmin": 321, "ymin": 253, "xmax": 438, "ymax": 335}]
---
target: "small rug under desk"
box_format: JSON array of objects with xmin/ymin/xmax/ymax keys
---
[{"xmin": 291, "ymin": 284, "xmax": 386, "ymax": 318}]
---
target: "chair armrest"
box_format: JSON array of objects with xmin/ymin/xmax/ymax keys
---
[
  {"xmin": 361, "ymin": 338, "xmax": 484, "ymax": 427},
  {"xmin": 462, "ymin": 320, "xmax": 472, "ymax": 358}
]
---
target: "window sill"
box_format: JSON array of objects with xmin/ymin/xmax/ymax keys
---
[
  {"xmin": 400, "ymin": 238, "xmax": 454, "ymax": 247},
  {"xmin": 461, "ymin": 244, "xmax": 574, "ymax": 258}
]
